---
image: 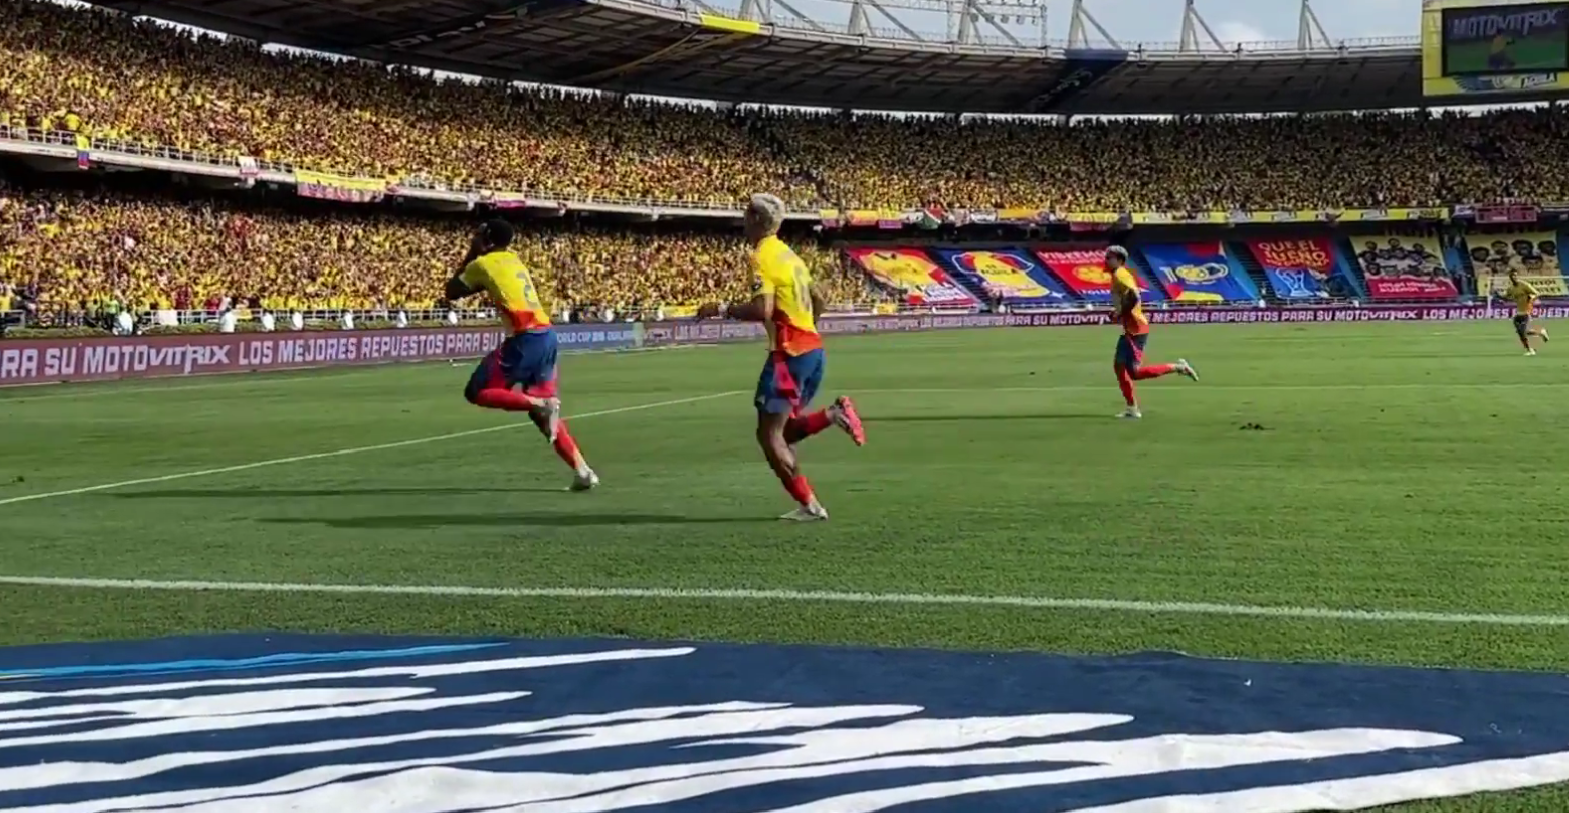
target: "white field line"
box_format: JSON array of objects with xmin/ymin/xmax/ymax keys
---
[
  {"xmin": 0, "ymin": 576, "xmax": 1564, "ymax": 627},
  {"xmin": 0, "ymin": 390, "xmax": 740, "ymax": 507}
]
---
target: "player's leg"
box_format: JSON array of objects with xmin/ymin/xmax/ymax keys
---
[
  {"xmin": 1113, "ymin": 335, "xmax": 1141, "ymax": 418},
  {"xmin": 519, "ymin": 332, "xmax": 596, "ymax": 489},
  {"xmin": 1524, "ymin": 316, "xmax": 1548, "ymax": 344},
  {"xmin": 756, "ymin": 353, "xmax": 827, "ymax": 520},
  {"xmin": 464, "ymin": 337, "xmax": 551, "ymax": 412},
  {"xmin": 1128, "ymin": 334, "xmax": 1198, "ymax": 382},
  {"xmin": 781, "ymin": 350, "xmax": 866, "ymax": 447},
  {"xmin": 1514, "ymin": 316, "xmax": 1536, "ymax": 354}
]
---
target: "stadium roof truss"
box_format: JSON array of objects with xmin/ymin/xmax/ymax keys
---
[{"xmin": 84, "ymin": 0, "xmax": 1567, "ymax": 114}]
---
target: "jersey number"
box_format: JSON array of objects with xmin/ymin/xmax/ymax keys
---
[
  {"xmin": 786, "ymin": 256, "xmax": 812, "ymax": 310},
  {"xmin": 513, "ymin": 271, "xmax": 542, "ymax": 310}
]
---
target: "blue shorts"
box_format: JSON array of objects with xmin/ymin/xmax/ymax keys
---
[
  {"xmin": 1114, "ymin": 333, "xmax": 1149, "ymax": 373},
  {"xmin": 755, "ymin": 349, "xmax": 825, "ymax": 415},
  {"xmin": 465, "ymin": 330, "xmax": 559, "ymax": 402}
]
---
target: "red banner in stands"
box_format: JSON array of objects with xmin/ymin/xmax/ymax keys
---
[
  {"xmin": 1351, "ymin": 236, "xmax": 1459, "ymax": 301},
  {"xmin": 1034, "ymin": 249, "xmax": 1150, "ymax": 301}
]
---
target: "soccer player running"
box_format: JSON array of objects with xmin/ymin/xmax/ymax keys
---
[
  {"xmin": 1505, "ymin": 269, "xmax": 1550, "ymax": 356},
  {"xmin": 705, "ymin": 193, "xmax": 865, "ymax": 521},
  {"xmin": 445, "ymin": 219, "xmax": 598, "ymax": 491},
  {"xmin": 1107, "ymin": 245, "xmax": 1198, "ymax": 419}
]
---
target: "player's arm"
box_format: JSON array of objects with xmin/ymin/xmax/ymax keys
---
[
  {"xmin": 444, "ymin": 269, "xmax": 480, "ymax": 303},
  {"xmin": 444, "ymin": 238, "xmax": 487, "ymax": 302},
  {"xmin": 704, "ymin": 263, "xmax": 775, "ymax": 323}
]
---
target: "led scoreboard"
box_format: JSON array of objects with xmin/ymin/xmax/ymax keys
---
[{"xmin": 1423, "ymin": 0, "xmax": 1569, "ymax": 96}]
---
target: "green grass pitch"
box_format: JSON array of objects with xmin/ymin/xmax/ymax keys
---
[{"xmin": 1, "ymin": 322, "xmax": 1567, "ymax": 811}]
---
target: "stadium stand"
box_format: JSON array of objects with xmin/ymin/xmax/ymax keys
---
[
  {"xmin": 5, "ymin": 0, "xmax": 1569, "ymax": 213},
  {"xmin": 3, "ymin": 0, "xmax": 1569, "ymax": 328},
  {"xmin": 0, "ymin": 178, "xmax": 869, "ymax": 324},
  {"xmin": 0, "ymin": 0, "xmax": 819, "ymax": 208}
]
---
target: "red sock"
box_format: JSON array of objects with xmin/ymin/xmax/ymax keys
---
[
  {"xmin": 784, "ymin": 474, "xmax": 815, "ymax": 506},
  {"xmin": 1134, "ymin": 364, "xmax": 1176, "ymax": 381},
  {"xmin": 473, "ymin": 387, "xmax": 537, "ymax": 411},
  {"xmin": 1114, "ymin": 365, "xmax": 1137, "ymax": 407},
  {"xmin": 552, "ymin": 421, "xmax": 582, "ymax": 469},
  {"xmin": 784, "ymin": 410, "xmax": 833, "ymax": 444}
]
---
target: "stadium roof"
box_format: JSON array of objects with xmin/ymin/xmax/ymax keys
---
[{"xmin": 84, "ymin": 0, "xmax": 1561, "ymax": 115}]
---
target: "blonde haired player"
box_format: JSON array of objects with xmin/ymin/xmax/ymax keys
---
[
  {"xmin": 1505, "ymin": 269, "xmax": 1550, "ymax": 356},
  {"xmin": 701, "ymin": 193, "xmax": 865, "ymax": 521}
]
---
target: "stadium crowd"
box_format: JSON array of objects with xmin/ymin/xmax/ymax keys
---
[
  {"xmin": 0, "ymin": 183, "xmax": 864, "ymax": 321},
  {"xmin": 2, "ymin": 0, "xmax": 1567, "ymax": 320},
  {"xmin": 7, "ymin": 0, "xmax": 1569, "ymax": 214}
]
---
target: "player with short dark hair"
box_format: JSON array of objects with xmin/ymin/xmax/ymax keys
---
[
  {"xmin": 445, "ymin": 219, "xmax": 597, "ymax": 491},
  {"xmin": 703, "ymin": 193, "xmax": 865, "ymax": 521},
  {"xmin": 1505, "ymin": 269, "xmax": 1549, "ymax": 356},
  {"xmin": 1108, "ymin": 245, "xmax": 1198, "ymax": 419}
]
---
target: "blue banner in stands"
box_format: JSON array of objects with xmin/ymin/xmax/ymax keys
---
[
  {"xmin": 1141, "ymin": 242, "xmax": 1257, "ymax": 304},
  {"xmin": 1022, "ymin": 48, "xmax": 1129, "ymax": 113},
  {"xmin": 932, "ymin": 248, "xmax": 1073, "ymax": 306}
]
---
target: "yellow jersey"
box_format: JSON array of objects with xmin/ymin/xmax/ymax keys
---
[
  {"xmin": 1507, "ymin": 280, "xmax": 1539, "ymax": 317},
  {"xmin": 1112, "ymin": 267, "xmax": 1149, "ymax": 336},
  {"xmin": 752, "ymin": 235, "xmax": 821, "ymax": 356},
  {"xmin": 460, "ymin": 250, "xmax": 551, "ymax": 334}
]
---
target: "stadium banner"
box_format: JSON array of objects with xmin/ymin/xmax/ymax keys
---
[
  {"xmin": 14, "ymin": 306, "xmax": 1569, "ymax": 386},
  {"xmin": 636, "ymin": 304, "xmax": 1569, "ymax": 346},
  {"xmin": 1351, "ymin": 234, "xmax": 1461, "ymax": 300},
  {"xmin": 932, "ymin": 249, "xmax": 1071, "ymax": 306},
  {"xmin": 1422, "ymin": 0, "xmax": 1569, "ymax": 98},
  {"xmin": 1033, "ymin": 249, "xmax": 1161, "ymax": 303},
  {"xmin": 1131, "ymin": 212, "xmax": 1229, "ymax": 225},
  {"xmin": 847, "ymin": 248, "xmax": 979, "ymax": 308},
  {"xmin": 293, "ymin": 170, "xmax": 387, "ymax": 204},
  {"xmin": 1247, "ymin": 238, "xmax": 1339, "ymax": 300},
  {"xmin": 478, "ymin": 191, "xmax": 530, "ymax": 210},
  {"xmin": 0, "ymin": 324, "xmax": 638, "ymax": 386},
  {"xmin": 821, "ymin": 206, "xmax": 1449, "ymax": 232},
  {"xmin": 1140, "ymin": 242, "xmax": 1256, "ymax": 303},
  {"xmin": 1466, "ymin": 230, "xmax": 1569, "ymax": 296}
]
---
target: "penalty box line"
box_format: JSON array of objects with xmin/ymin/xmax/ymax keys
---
[
  {"xmin": 0, "ymin": 390, "xmax": 742, "ymax": 507},
  {"xmin": 0, "ymin": 577, "xmax": 1565, "ymax": 627}
]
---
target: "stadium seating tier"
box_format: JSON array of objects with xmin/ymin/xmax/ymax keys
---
[{"xmin": 3, "ymin": 0, "xmax": 1569, "ymax": 316}]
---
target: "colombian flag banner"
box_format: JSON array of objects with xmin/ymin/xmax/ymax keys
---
[{"xmin": 293, "ymin": 170, "xmax": 387, "ymax": 204}]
